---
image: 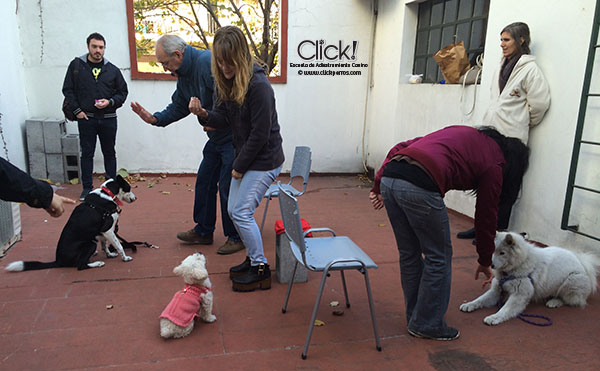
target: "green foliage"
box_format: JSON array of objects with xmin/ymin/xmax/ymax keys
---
[{"xmin": 132, "ymin": 0, "xmax": 281, "ymax": 75}]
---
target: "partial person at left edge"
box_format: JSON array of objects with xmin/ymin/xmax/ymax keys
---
[
  {"xmin": 0, "ymin": 157, "xmax": 75, "ymax": 217},
  {"xmin": 62, "ymin": 32, "xmax": 129, "ymax": 201}
]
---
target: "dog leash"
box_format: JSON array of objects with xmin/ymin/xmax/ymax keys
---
[
  {"xmin": 114, "ymin": 223, "xmax": 159, "ymax": 251},
  {"xmin": 498, "ymin": 273, "xmax": 553, "ymax": 327}
]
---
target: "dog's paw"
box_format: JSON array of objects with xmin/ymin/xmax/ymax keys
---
[
  {"xmin": 122, "ymin": 256, "xmax": 133, "ymax": 262},
  {"xmin": 546, "ymin": 298, "xmax": 564, "ymax": 308},
  {"xmin": 483, "ymin": 314, "xmax": 504, "ymax": 326},
  {"xmin": 203, "ymin": 314, "xmax": 217, "ymax": 323},
  {"xmin": 106, "ymin": 251, "xmax": 118, "ymax": 258},
  {"xmin": 88, "ymin": 261, "xmax": 105, "ymax": 268},
  {"xmin": 459, "ymin": 302, "xmax": 479, "ymax": 312}
]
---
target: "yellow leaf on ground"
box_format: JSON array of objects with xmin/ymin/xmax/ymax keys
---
[
  {"xmin": 329, "ymin": 301, "xmax": 339, "ymax": 307},
  {"xmin": 314, "ymin": 319, "xmax": 325, "ymax": 326},
  {"xmin": 378, "ymin": 224, "xmax": 385, "ymax": 227},
  {"xmin": 161, "ymin": 191, "xmax": 171, "ymax": 195},
  {"xmin": 69, "ymin": 178, "xmax": 80, "ymax": 185}
]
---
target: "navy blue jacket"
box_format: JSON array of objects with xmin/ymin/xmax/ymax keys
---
[
  {"xmin": 153, "ymin": 45, "xmax": 231, "ymax": 145},
  {"xmin": 0, "ymin": 158, "xmax": 53, "ymax": 209},
  {"xmin": 62, "ymin": 55, "xmax": 128, "ymax": 118},
  {"xmin": 205, "ymin": 64, "xmax": 284, "ymax": 173}
]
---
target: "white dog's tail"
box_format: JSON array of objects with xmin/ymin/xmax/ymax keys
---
[{"xmin": 574, "ymin": 251, "xmax": 600, "ymax": 294}]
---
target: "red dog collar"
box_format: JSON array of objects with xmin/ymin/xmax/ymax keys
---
[{"xmin": 102, "ymin": 186, "xmax": 123, "ymax": 206}]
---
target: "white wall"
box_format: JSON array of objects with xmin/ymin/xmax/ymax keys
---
[
  {"xmin": 366, "ymin": 0, "xmax": 600, "ymax": 249},
  {"xmin": 0, "ymin": 0, "xmax": 30, "ymax": 168},
  {"xmin": 15, "ymin": 0, "xmax": 374, "ymax": 173},
  {"xmin": 9, "ymin": 0, "xmax": 600, "ymax": 249}
]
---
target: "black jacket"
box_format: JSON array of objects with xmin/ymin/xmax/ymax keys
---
[
  {"xmin": 62, "ymin": 55, "xmax": 128, "ymax": 118},
  {"xmin": 205, "ymin": 65, "xmax": 284, "ymax": 173},
  {"xmin": 0, "ymin": 158, "xmax": 53, "ymax": 209}
]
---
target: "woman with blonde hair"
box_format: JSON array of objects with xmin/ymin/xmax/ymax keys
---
[{"xmin": 190, "ymin": 25, "xmax": 284, "ymax": 292}]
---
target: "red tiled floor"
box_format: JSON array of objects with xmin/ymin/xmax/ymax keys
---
[{"xmin": 1, "ymin": 174, "xmax": 599, "ymax": 370}]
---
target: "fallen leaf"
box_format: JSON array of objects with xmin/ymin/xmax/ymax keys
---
[
  {"xmin": 314, "ymin": 319, "xmax": 325, "ymax": 326},
  {"xmin": 332, "ymin": 310, "xmax": 344, "ymax": 316},
  {"xmin": 160, "ymin": 173, "xmax": 167, "ymax": 178},
  {"xmin": 161, "ymin": 191, "xmax": 171, "ymax": 195},
  {"xmin": 69, "ymin": 178, "xmax": 79, "ymax": 185},
  {"xmin": 106, "ymin": 305, "xmax": 113, "ymax": 310},
  {"xmin": 329, "ymin": 301, "xmax": 339, "ymax": 307},
  {"xmin": 378, "ymin": 223, "xmax": 385, "ymax": 227},
  {"xmin": 117, "ymin": 168, "xmax": 129, "ymax": 178},
  {"xmin": 147, "ymin": 182, "xmax": 155, "ymax": 188}
]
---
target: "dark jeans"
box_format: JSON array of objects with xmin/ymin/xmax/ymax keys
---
[
  {"xmin": 77, "ymin": 117, "xmax": 117, "ymax": 190},
  {"xmin": 193, "ymin": 140, "xmax": 239, "ymax": 241},
  {"xmin": 380, "ymin": 177, "xmax": 453, "ymax": 334}
]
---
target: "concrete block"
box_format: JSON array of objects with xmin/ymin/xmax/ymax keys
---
[
  {"xmin": 28, "ymin": 152, "xmax": 46, "ymax": 179},
  {"xmin": 61, "ymin": 134, "xmax": 79, "ymax": 153},
  {"xmin": 46, "ymin": 154, "xmax": 65, "ymax": 183},
  {"xmin": 25, "ymin": 119, "xmax": 45, "ymax": 153},
  {"xmin": 276, "ymin": 234, "xmax": 308, "ymax": 283},
  {"xmin": 42, "ymin": 119, "xmax": 66, "ymax": 153},
  {"xmin": 62, "ymin": 153, "xmax": 81, "ymax": 182}
]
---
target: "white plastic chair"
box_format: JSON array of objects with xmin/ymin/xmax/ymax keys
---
[
  {"xmin": 277, "ymin": 183, "xmax": 381, "ymax": 359},
  {"xmin": 259, "ymin": 146, "xmax": 311, "ymax": 233}
]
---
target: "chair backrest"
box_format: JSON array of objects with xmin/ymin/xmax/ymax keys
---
[
  {"xmin": 289, "ymin": 146, "xmax": 311, "ymax": 191},
  {"xmin": 278, "ymin": 183, "xmax": 308, "ymax": 260}
]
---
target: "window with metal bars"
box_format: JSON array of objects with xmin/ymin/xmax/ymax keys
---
[{"xmin": 413, "ymin": 0, "xmax": 489, "ymax": 83}]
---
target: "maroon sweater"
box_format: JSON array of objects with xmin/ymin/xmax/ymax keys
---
[{"xmin": 372, "ymin": 125, "xmax": 505, "ymax": 267}]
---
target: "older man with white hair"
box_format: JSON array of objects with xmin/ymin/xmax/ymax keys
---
[{"xmin": 131, "ymin": 35, "xmax": 244, "ymax": 255}]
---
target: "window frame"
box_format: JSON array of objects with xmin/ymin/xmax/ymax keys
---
[
  {"xmin": 412, "ymin": 0, "xmax": 489, "ymax": 83},
  {"xmin": 125, "ymin": 0, "xmax": 288, "ymax": 83}
]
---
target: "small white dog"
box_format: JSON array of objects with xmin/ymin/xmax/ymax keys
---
[
  {"xmin": 460, "ymin": 231, "xmax": 599, "ymax": 325},
  {"xmin": 159, "ymin": 253, "xmax": 216, "ymax": 339}
]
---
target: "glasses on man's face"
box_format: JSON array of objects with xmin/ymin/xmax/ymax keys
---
[{"xmin": 159, "ymin": 58, "xmax": 170, "ymax": 69}]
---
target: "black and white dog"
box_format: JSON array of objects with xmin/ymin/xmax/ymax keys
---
[{"xmin": 6, "ymin": 175, "xmax": 136, "ymax": 271}]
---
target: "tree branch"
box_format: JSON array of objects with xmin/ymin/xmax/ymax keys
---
[{"xmin": 228, "ymin": 0, "xmax": 260, "ymax": 57}]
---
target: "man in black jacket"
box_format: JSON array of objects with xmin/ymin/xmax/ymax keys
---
[
  {"xmin": 62, "ymin": 32, "xmax": 128, "ymax": 200},
  {"xmin": 0, "ymin": 158, "xmax": 75, "ymax": 217}
]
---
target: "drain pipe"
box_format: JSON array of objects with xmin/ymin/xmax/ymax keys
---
[{"xmin": 361, "ymin": 0, "xmax": 378, "ymax": 175}]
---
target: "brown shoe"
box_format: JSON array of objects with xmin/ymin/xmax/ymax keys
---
[
  {"xmin": 217, "ymin": 240, "xmax": 245, "ymax": 255},
  {"xmin": 176, "ymin": 229, "xmax": 213, "ymax": 244}
]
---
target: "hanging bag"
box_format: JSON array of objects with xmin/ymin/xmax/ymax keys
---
[
  {"xmin": 460, "ymin": 54, "xmax": 484, "ymax": 116},
  {"xmin": 433, "ymin": 41, "xmax": 471, "ymax": 84}
]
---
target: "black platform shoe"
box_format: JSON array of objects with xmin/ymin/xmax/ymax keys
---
[
  {"xmin": 229, "ymin": 256, "xmax": 251, "ymax": 279},
  {"xmin": 232, "ymin": 263, "xmax": 271, "ymax": 292}
]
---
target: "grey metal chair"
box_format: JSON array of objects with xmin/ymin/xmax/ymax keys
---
[
  {"xmin": 259, "ymin": 146, "xmax": 311, "ymax": 233},
  {"xmin": 277, "ymin": 183, "xmax": 381, "ymax": 359}
]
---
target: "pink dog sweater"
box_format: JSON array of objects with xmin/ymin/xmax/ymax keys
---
[{"xmin": 160, "ymin": 285, "xmax": 210, "ymax": 327}]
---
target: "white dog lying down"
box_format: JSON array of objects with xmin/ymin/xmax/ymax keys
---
[
  {"xmin": 159, "ymin": 253, "xmax": 216, "ymax": 339},
  {"xmin": 460, "ymin": 231, "xmax": 599, "ymax": 325}
]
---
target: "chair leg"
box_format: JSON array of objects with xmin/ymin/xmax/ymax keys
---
[
  {"xmin": 340, "ymin": 270, "xmax": 350, "ymax": 308},
  {"xmin": 362, "ymin": 268, "xmax": 382, "ymax": 351},
  {"xmin": 282, "ymin": 261, "xmax": 299, "ymax": 313},
  {"xmin": 259, "ymin": 197, "xmax": 272, "ymax": 234},
  {"xmin": 302, "ymin": 268, "xmax": 329, "ymax": 360}
]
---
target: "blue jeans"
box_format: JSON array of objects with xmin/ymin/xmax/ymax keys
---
[
  {"xmin": 380, "ymin": 177, "xmax": 453, "ymax": 334},
  {"xmin": 78, "ymin": 117, "xmax": 117, "ymax": 190},
  {"xmin": 193, "ymin": 140, "xmax": 239, "ymax": 241},
  {"xmin": 228, "ymin": 167, "xmax": 281, "ymax": 265}
]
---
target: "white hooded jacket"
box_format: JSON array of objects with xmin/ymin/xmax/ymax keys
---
[{"xmin": 483, "ymin": 55, "xmax": 550, "ymax": 144}]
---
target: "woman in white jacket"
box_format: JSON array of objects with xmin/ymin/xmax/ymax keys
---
[
  {"xmin": 458, "ymin": 22, "xmax": 550, "ymax": 239},
  {"xmin": 483, "ymin": 22, "xmax": 551, "ymax": 145}
]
